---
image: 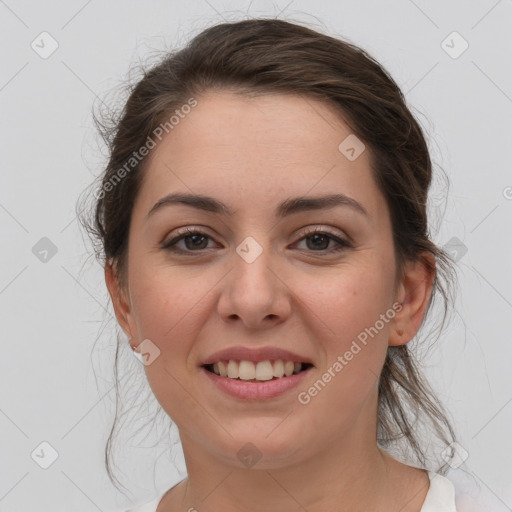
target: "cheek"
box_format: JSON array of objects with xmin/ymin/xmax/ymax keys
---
[
  {"xmin": 128, "ymin": 265, "xmax": 209, "ymax": 420},
  {"xmin": 303, "ymin": 258, "xmax": 395, "ymax": 345},
  {"xmin": 298, "ymin": 258, "xmax": 395, "ymax": 399},
  {"xmin": 128, "ymin": 260, "xmax": 217, "ymax": 364},
  {"xmin": 129, "ymin": 249, "xmax": 190, "ymax": 321}
]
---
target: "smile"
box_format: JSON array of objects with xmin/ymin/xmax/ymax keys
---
[
  {"xmin": 201, "ymin": 361, "xmax": 313, "ymax": 400},
  {"xmin": 203, "ymin": 359, "xmax": 314, "ymax": 381}
]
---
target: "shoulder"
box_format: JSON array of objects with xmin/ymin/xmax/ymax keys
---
[
  {"xmin": 122, "ymin": 478, "xmax": 185, "ymax": 512},
  {"xmin": 417, "ymin": 469, "xmax": 505, "ymax": 512},
  {"xmin": 122, "ymin": 486, "xmax": 172, "ymax": 512},
  {"xmin": 443, "ymin": 469, "xmax": 507, "ymax": 512}
]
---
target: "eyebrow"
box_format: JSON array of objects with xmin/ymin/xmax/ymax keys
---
[{"xmin": 146, "ymin": 192, "xmax": 369, "ymax": 220}]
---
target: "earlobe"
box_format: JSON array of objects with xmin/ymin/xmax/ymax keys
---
[
  {"xmin": 104, "ymin": 262, "xmax": 135, "ymax": 340},
  {"xmin": 388, "ymin": 253, "xmax": 435, "ymax": 347},
  {"xmin": 388, "ymin": 317, "xmax": 406, "ymax": 347}
]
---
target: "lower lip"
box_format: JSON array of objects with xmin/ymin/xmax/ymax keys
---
[{"xmin": 201, "ymin": 366, "xmax": 312, "ymax": 400}]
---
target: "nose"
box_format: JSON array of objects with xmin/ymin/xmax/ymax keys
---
[{"xmin": 217, "ymin": 238, "xmax": 292, "ymax": 330}]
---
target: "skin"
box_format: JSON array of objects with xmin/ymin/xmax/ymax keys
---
[{"xmin": 106, "ymin": 91, "xmax": 435, "ymax": 512}]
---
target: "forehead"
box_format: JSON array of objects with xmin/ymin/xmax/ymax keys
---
[{"xmin": 135, "ymin": 91, "xmax": 386, "ymax": 225}]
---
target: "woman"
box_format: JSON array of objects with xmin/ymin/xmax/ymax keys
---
[{"xmin": 81, "ymin": 17, "xmax": 492, "ymax": 512}]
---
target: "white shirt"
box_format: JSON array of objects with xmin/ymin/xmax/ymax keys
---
[{"xmin": 124, "ymin": 469, "xmax": 503, "ymax": 511}]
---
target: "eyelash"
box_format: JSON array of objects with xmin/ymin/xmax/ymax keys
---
[{"xmin": 161, "ymin": 226, "xmax": 353, "ymax": 255}]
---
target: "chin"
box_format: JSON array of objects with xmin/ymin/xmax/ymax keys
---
[{"xmin": 205, "ymin": 425, "xmax": 313, "ymax": 470}]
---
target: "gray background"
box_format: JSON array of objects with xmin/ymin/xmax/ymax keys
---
[{"xmin": 1, "ymin": 0, "xmax": 511, "ymax": 510}]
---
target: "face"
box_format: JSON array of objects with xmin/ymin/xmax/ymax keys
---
[{"xmin": 107, "ymin": 90, "xmax": 425, "ymax": 470}]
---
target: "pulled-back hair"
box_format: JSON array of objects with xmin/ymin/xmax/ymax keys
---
[{"xmin": 79, "ymin": 17, "xmax": 458, "ymax": 491}]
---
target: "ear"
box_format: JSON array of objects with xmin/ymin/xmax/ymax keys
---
[
  {"xmin": 388, "ymin": 252, "xmax": 435, "ymax": 347},
  {"xmin": 104, "ymin": 261, "xmax": 137, "ymax": 343}
]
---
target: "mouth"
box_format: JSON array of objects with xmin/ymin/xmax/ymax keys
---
[{"xmin": 202, "ymin": 359, "xmax": 314, "ymax": 382}]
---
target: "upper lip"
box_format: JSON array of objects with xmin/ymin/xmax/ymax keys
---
[{"xmin": 200, "ymin": 346, "xmax": 314, "ymax": 366}]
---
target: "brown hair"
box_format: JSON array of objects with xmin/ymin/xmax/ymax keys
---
[{"xmin": 79, "ymin": 17, "xmax": 458, "ymax": 491}]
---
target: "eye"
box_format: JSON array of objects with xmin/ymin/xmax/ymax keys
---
[
  {"xmin": 161, "ymin": 227, "xmax": 217, "ymax": 254},
  {"xmin": 294, "ymin": 227, "xmax": 352, "ymax": 254},
  {"xmin": 161, "ymin": 226, "xmax": 352, "ymax": 255}
]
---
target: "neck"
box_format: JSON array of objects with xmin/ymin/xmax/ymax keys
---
[{"xmin": 173, "ymin": 428, "xmax": 416, "ymax": 511}]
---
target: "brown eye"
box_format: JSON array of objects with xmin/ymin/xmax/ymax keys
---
[
  {"xmin": 295, "ymin": 228, "xmax": 352, "ymax": 254},
  {"xmin": 305, "ymin": 233, "xmax": 331, "ymax": 250},
  {"xmin": 162, "ymin": 229, "xmax": 216, "ymax": 253},
  {"xmin": 161, "ymin": 227, "xmax": 352, "ymax": 256}
]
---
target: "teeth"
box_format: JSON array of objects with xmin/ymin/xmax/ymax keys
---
[
  {"xmin": 208, "ymin": 359, "xmax": 308, "ymax": 380},
  {"xmin": 255, "ymin": 361, "xmax": 274, "ymax": 381},
  {"xmin": 218, "ymin": 361, "xmax": 227, "ymax": 377},
  {"xmin": 272, "ymin": 359, "xmax": 284, "ymax": 378},
  {"xmin": 239, "ymin": 360, "xmax": 256, "ymax": 380},
  {"xmin": 227, "ymin": 360, "xmax": 238, "ymax": 379}
]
